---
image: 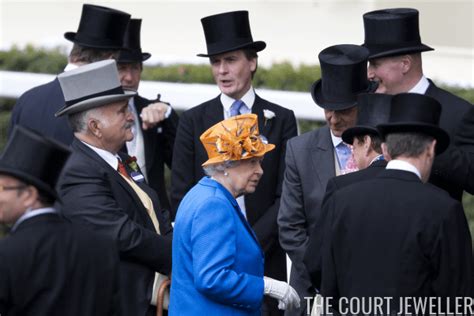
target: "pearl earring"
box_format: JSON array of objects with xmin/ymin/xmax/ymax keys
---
[{"xmin": 224, "ymin": 171, "xmax": 229, "ymax": 176}]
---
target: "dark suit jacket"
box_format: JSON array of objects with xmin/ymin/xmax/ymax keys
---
[
  {"xmin": 170, "ymin": 94, "xmax": 297, "ymax": 280},
  {"xmin": 0, "ymin": 213, "xmax": 120, "ymax": 316},
  {"xmin": 321, "ymin": 169, "xmax": 472, "ymax": 313},
  {"xmin": 58, "ymin": 139, "xmax": 173, "ymax": 316},
  {"xmin": 303, "ymin": 159, "xmax": 387, "ymax": 289},
  {"xmin": 426, "ymin": 80, "xmax": 472, "ymax": 200},
  {"xmin": 277, "ymin": 126, "xmax": 336, "ymax": 311},
  {"xmin": 9, "ymin": 78, "xmax": 73, "ymax": 144},
  {"xmin": 455, "ymin": 105, "xmax": 474, "ymax": 195},
  {"xmin": 134, "ymin": 95, "xmax": 179, "ymax": 211}
]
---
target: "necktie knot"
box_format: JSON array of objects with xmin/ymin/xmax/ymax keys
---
[{"xmin": 230, "ymin": 100, "xmax": 246, "ymax": 117}]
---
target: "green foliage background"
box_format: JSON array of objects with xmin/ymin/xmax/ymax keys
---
[{"xmin": 0, "ymin": 46, "xmax": 473, "ymax": 242}]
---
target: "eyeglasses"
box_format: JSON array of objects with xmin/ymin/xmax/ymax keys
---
[{"xmin": 0, "ymin": 184, "xmax": 27, "ymax": 193}]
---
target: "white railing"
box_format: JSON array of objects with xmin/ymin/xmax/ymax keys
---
[{"xmin": 0, "ymin": 71, "xmax": 325, "ymax": 121}]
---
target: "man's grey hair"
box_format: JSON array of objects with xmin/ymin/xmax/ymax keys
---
[
  {"xmin": 68, "ymin": 107, "xmax": 107, "ymax": 133},
  {"xmin": 385, "ymin": 132, "xmax": 434, "ymax": 159},
  {"xmin": 68, "ymin": 43, "xmax": 119, "ymax": 64},
  {"xmin": 203, "ymin": 160, "xmax": 240, "ymax": 176}
]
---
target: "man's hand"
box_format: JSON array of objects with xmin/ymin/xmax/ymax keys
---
[{"xmin": 140, "ymin": 102, "xmax": 170, "ymax": 130}]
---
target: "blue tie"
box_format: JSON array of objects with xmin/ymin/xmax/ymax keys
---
[
  {"xmin": 230, "ymin": 100, "xmax": 245, "ymax": 117},
  {"xmin": 335, "ymin": 142, "xmax": 351, "ymax": 170}
]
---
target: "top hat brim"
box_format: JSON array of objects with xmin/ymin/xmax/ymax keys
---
[
  {"xmin": 377, "ymin": 122, "xmax": 449, "ymax": 155},
  {"xmin": 341, "ymin": 126, "xmax": 380, "ymax": 145},
  {"xmin": 64, "ymin": 32, "xmax": 125, "ymax": 50},
  {"xmin": 363, "ymin": 43, "xmax": 434, "ymax": 60},
  {"xmin": 197, "ymin": 41, "xmax": 266, "ymax": 57},
  {"xmin": 117, "ymin": 52, "xmax": 151, "ymax": 63},
  {"xmin": 311, "ymin": 80, "xmax": 378, "ymax": 110},
  {"xmin": 0, "ymin": 166, "xmax": 58, "ymax": 200},
  {"xmin": 55, "ymin": 90, "xmax": 136, "ymax": 117}
]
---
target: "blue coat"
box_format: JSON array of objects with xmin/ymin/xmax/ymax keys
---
[{"xmin": 169, "ymin": 177, "xmax": 265, "ymax": 315}]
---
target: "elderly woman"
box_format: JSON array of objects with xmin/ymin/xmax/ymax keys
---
[{"xmin": 169, "ymin": 114, "xmax": 299, "ymax": 315}]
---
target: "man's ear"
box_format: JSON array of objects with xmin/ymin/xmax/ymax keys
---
[
  {"xmin": 364, "ymin": 135, "xmax": 372, "ymax": 156},
  {"xmin": 427, "ymin": 139, "xmax": 437, "ymax": 158},
  {"xmin": 400, "ymin": 54, "xmax": 412, "ymax": 74},
  {"xmin": 381, "ymin": 142, "xmax": 391, "ymax": 161}
]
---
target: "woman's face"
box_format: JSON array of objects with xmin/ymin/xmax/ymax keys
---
[{"xmin": 226, "ymin": 157, "xmax": 264, "ymax": 197}]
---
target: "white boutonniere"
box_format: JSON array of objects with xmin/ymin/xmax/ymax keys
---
[{"xmin": 263, "ymin": 109, "xmax": 276, "ymax": 126}]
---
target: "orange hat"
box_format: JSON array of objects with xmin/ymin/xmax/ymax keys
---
[{"xmin": 200, "ymin": 114, "xmax": 275, "ymax": 166}]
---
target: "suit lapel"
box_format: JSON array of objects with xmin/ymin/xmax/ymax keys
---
[
  {"xmin": 251, "ymin": 95, "xmax": 271, "ymax": 136},
  {"xmin": 311, "ymin": 126, "xmax": 336, "ymax": 187},
  {"xmin": 204, "ymin": 96, "xmax": 225, "ymax": 126},
  {"xmin": 72, "ymin": 139, "xmax": 156, "ymax": 230}
]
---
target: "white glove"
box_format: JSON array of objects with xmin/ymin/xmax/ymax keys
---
[{"xmin": 263, "ymin": 276, "xmax": 300, "ymax": 311}]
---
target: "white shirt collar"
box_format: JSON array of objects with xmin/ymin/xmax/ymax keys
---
[
  {"xmin": 369, "ymin": 154, "xmax": 384, "ymax": 165},
  {"xmin": 220, "ymin": 87, "xmax": 255, "ymax": 116},
  {"xmin": 81, "ymin": 141, "xmax": 119, "ymax": 170},
  {"xmin": 386, "ymin": 159, "xmax": 421, "ymax": 180},
  {"xmin": 11, "ymin": 207, "xmax": 57, "ymax": 232},
  {"xmin": 63, "ymin": 63, "xmax": 79, "ymax": 72},
  {"xmin": 408, "ymin": 75, "xmax": 430, "ymax": 94},
  {"xmin": 330, "ymin": 130, "xmax": 344, "ymax": 148}
]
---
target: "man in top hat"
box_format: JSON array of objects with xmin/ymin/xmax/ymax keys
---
[
  {"xmin": 362, "ymin": 8, "xmax": 473, "ymax": 201},
  {"xmin": 55, "ymin": 60, "xmax": 173, "ymax": 316},
  {"xmin": 277, "ymin": 44, "xmax": 376, "ymax": 315},
  {"xmin": 8, "ymin": 4, "xmax": 131, "ymax": 145},
  {"xmin": 303, "ymin": 93, "xmax": 392, "ymax": 290},
  {"xmin": 320, "ymin": 93, "xmax": 472, "ymax": 313},
  {"xmin": 0, "ymin": 126, "xmax": 120, "ymax": 316},
  {"xmin": 117, "ymin": 18, "xmax": 179, "ymax": 211},
  {"xmin": 170, "ymin": 10, "xmax": 297, "ymax": 315}
]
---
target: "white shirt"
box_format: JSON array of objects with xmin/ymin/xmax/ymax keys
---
[
  {"xmin": 386, "ymin": 159, "xmax": 422, "ymax": 180},
  {"xmin": 220, "ymin": 88, "xmax": 255, "ymax": 119},
  {"xmin": 408, "ymin": 75, "xmax": 430, "ymax": 95},
  {"xmin": 126, "ymin": 97, "xmax": 148, "ymax": 181},
  {"xmin": 81, "ymin": 141, "xmax": 120, "ymax": 170},
  {"xmin": 11, "ymin": 207, "xmax": 57, "ymax": 232},
  {"xmin": 330, "ymin": 130, "xmax": 344, "ymax": 148}
]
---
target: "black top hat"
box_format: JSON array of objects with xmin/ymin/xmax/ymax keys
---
[
  {"xmin": 117, "ymin": 19, "xmax": 151, "ymax": 63},
  {"xmin": 0, "ymin": 126, "xmax": 71, "ymax": 200},
  {"xmin": 362, "ymin": 8, "xmax": 434, "ymax": 59},
  {"xmin": 342, "ymin": 93, "xmax": 392, "ymax": 144},
  {"xmin": 377, "ymin": 93, "xmax": 449, "ymax": 155},
  {"xmin": 64, "ymin": 4, "xmax": 131, "ymax": 50},
  {"xmin": 311, "ymin": 44, "xmax": 378, "ymax": 110},
  {"xmin": 197, "ymin": 11, "xmax": 266, "ymax": 57}
]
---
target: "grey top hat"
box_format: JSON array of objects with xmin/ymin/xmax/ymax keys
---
[{"xmin": 55, "ymin": 60, "xmax": 136, "ymax": 117}]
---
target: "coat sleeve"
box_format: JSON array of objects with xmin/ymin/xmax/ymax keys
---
[
  {"xmin": 58, "ymin": 163, "xmax": 172, "ymax": 275},
  {"xmin": 278, "ymin": 139, "xmax": 310, "ymax": 276},
  {"xmin": 430, "ymin": 200, "xmax": 473, "ymax": 297},
  {"xmin": 0, "ymin": 252, "xmax": 9, "ymax": 314},
  {"xmin": 304, "ymin": 177, "xmax": 338, "ymax": 290},
  {"xmin": 170, "ymin": 111, "xmax": 197, "ymax": 219},
  {"xmin": 455, "ymin": 106, "xmax": 474, "ymax": 195},
  {"xmin": 191, "ymin": 197, "xmax": 264, "ymax": 310},
  {"xmin": 158, "ymin": 108, "xmax": 179, "ymax": 169},
  {"xmin": 251, "ymin": 110, "xmax": 297, "ymax": 253}
]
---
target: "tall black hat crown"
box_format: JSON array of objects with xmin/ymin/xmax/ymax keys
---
[
  {"xmin": 0, "ymin": 126, "xmax": 71, "ymax": 200},
  {"xmin": 197, "ymin": 11, "xmax": 266, "ymax": 57},
  {"xmin": 64, "ymin": 4, "xmax": 131, "ymax": 49},
  {"xmin": 362, "ymin": 8, "xmax": 434, "ymax": 59}
]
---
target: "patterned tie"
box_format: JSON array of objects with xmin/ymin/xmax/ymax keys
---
[
  {"xmin": 117, "ymin": 159, "xmax": 130, "ymax": 178},
  {"xmin": 230, "ymin": 100, "xmax": 245, "ymax": 117}
]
